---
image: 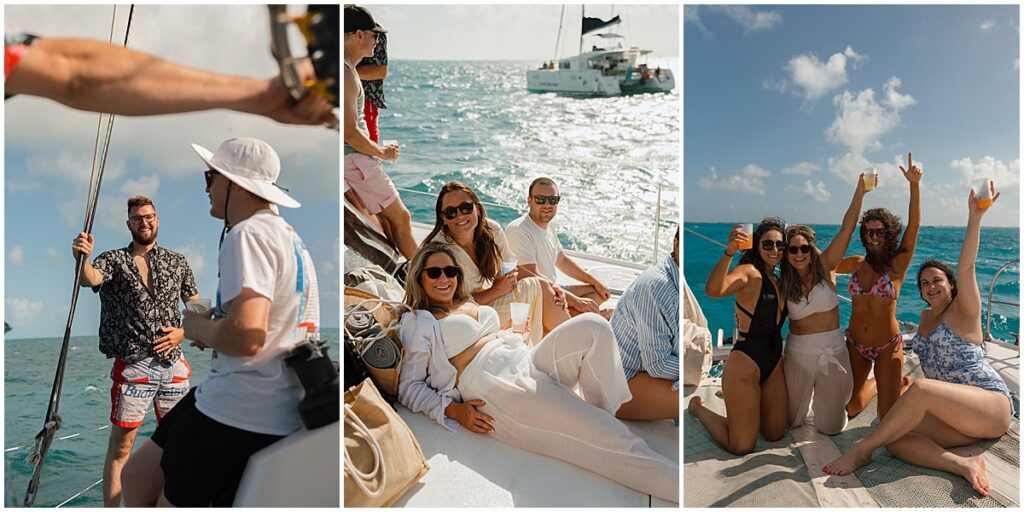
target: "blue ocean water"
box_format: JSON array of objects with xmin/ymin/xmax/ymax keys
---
[
  {"xmin": 377, "ymin": 59, "xmax": 680, "ymax": 265},
  {"xmin": 683, "ymin": 224, "xmax": 1020, "ymax": 343},
  {"xmin": 4, "ymin": 329, "xmax": 339, "ymax": 507}
]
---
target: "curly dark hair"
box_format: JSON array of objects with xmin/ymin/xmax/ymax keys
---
[
  {"xmin": 738, "ymin": 217, "xmax": 786, "ymax": 275},
  {"xmin": 859, "ymin": 208, "xmax": 905, "ymax": 274},
  {"xmin": 916, "ymin": 259, "xmax": 958, "ymax": 304}
]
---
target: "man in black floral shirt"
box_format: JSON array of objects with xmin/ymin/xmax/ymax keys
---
[
  {"xmin": 357, "ymin": 31, "xmax": 387, "ymax": 142},
  {"xmin": 71, "ymin": 195, "xmax": 200, "ymax": 507}
]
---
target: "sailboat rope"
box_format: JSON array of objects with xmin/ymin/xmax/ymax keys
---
[{"xmin": 23, "ymin": 5, "xmax": 135, "ymax": 507}]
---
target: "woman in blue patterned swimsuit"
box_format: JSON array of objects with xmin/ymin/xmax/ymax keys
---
[{"xmin": 824, "ymin": 186, "xmax": 1012, "ymax": 497}]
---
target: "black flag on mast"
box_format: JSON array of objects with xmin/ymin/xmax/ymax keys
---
[{"xmin": 582, "ymin": 15, "xmax": 621, "ymax": 36}]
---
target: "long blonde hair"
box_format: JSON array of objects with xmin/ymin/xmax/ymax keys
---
[
  {"xmin": 403, "ymin": 243, "xmax": 469, "ymax": 315},
  {"xmin": 779, "ymin": 225, "xmax": 834, "ymax": 303}
]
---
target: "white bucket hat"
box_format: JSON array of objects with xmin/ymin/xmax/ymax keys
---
[{"xmin": 191, "ymin": 137, "xmax": 300, "ymax": 208}]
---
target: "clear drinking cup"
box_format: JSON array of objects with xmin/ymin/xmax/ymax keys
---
[
  {"xmin": 185, "ymin": 298, "xmax": 212, "ymax": 314},
  {"xmin": 971, "ymin": 178, "xmax": 996, "ymax": 209},
  {"xmin": 510, "ymin": 302, "xmax": 530, "ymax": 333},
  {"xmin": 738, "ymin": 224, "xmax": 754, "ymax": 251},
  {"xmin": 501, "ymin": 259, "xmax": 518, "ymax": 276},
  {"xmin": 863, "ymin": 167, "xmax": 878, "ymax": 191}
]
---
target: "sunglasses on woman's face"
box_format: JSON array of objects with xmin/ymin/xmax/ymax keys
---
[
  {"xmin": 760, "ymin": 240, "xmax": 786, "ymax": 251},
  {"xmin": 787, "ymin": 244, "xmax": 812, "ymax": 255},
  {"xmin": 531, "ymin": 194, "xmax": 561, "ymax": 205},
  {"xmin": 865, "ymin": 228, "xmax": 886, "ymax": 239},
  {"xmin": 423, "ymin": 266, "xmax": 459, "ymax": 279},
  {"xmin": 442, "ymin": 201, "xmax": 475, "ymax": 220}
]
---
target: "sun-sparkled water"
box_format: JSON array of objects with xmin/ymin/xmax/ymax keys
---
[{"xmin": 378, "ymin": 59, "xmax": 680, "ymax": 265}]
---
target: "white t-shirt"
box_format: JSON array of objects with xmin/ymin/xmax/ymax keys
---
[
  {"xmin": 432, "ymin": 218, "xmax": 513, "ymax": 292},
  {"xmin": 505, "ymin": 213, "xmax": 562, "ymax": 281},
  {"xmin": 196, "ymin": 209, "xmax": 320, "ymax": 436}
]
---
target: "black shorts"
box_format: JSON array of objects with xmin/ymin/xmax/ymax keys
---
[{"xmin": 151, "ymin": 387, "xmax": 285, "ymax": 506}]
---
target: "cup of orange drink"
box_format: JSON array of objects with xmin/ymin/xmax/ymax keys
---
[
  {"xmin": 971, "ymin": 178, "xmax": 996, "ymax": 209},
  {"xmin": 738, "ymin": 224, "xmax": 754, "ymax": 250}
]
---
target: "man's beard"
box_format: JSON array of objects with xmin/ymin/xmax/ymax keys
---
[{"xmin": 132, "ymin": 227, "xmax": 157, "ymax": 245}]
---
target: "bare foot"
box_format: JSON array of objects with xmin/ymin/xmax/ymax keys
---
[
  {"xmin": 959, "ymin": 454, "xmax": 989, "ymax": 496},
  {"xmin": 688, "ymin": 396, "xmax": 704, "ymax": 414},
  {"xmin": 823, "ymin": 447, "xmax": 872, "ymax": 476}
]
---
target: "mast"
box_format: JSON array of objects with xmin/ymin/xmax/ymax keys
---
[
  {"xmin": 553, "ymin": 4, "xmax": 564, "ymax": 64},
  {"xmin": 578, "ymin": 5, "xmax": 584, "ymax": 56}
]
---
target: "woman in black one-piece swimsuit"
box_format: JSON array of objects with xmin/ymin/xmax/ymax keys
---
[{"xmin": 688, "ymin": 218, "xmax": 789, "ymax": 455}]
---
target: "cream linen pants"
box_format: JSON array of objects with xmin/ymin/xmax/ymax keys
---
[
  {"xmin": 458, "ymin": 313, "xmax": 679, "ymax": 502},
  {"xmin": 783, "ymin": 328, "xmax": 854, "ymax": 435}
]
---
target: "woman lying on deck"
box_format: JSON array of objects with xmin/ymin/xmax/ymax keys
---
[
  {"xmin": 689, "ymin": 218, "xmax": 788, "ymax": 455},
  {"xmin": 397, "ymin": 243, "xmax": 678, "ymax": 502},
  {"xmin": 824, "ymin": 186, "xmax": 1012, "ymax": 497}
]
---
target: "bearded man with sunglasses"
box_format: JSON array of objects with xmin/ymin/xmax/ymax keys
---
[
  {"xmin": 506, "ymin": 177, "xmax": 612, "ymax": 317},
  {"xmin": 344, "ymin": 6, "xmax": 417, "ymax": 260},
  {"xmin": 71, "ymin": 195, "xmax": 200, "ymax": 507}
]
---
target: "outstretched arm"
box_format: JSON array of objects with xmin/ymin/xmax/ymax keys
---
[
  {"xmin": 822, "ymin": 173, "xmax": 868, "ymax": 271},
  {"xmin": 705, "ymin": 224, "xmax": 751, "ymax": 298},
  {"xmin": 955, "ymin": 188, "xmax": 999, "ymax": 320},
  {"xmin": 895, "ymin": 152, "xmax": 922, "ymax": 273},
  {"xmin": 7, "ymin": 38, "xmax": 333, "ymax": 125}
]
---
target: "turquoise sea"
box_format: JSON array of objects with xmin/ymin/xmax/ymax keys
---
[
  {"xmin": 378, "ymin": 59, "xmax": 680, "ymax": 265},
  {"xmin": 4, "ymin": 329, "xmax": 339, "ymax": 507},
  {"xmin": 683, "ymin": 224, "xmax": 1020, "ymax": 343}
]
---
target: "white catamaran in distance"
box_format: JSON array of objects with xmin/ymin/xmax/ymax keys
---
[{"xmin": 526, "ymin": 6, "xmax": 675, "ymax": 96}]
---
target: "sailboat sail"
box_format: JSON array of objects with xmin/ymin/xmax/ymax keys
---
[{"xmin": 581, "ymin": 15, "xmax": 621, "ymax": 36}]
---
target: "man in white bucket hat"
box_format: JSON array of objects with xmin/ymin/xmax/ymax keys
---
[{"xmin": 122, "ymin": 137, "xmax": 321, "ymax": 507}]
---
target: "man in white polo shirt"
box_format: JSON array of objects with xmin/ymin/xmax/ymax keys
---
[{"xmin": 505, "ymin": 177, "xmax": 611, "ymax": 317}]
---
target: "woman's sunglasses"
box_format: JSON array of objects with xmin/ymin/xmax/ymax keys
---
[
  {"xmin": 442, "ymin": 201, "xmax": 475, "ymax": 220},
  {"xmin": 423, "ymin": 266, "xmax": 459, "ymax": 279},
  {"xmin": 787, "ymin": 244, "xmax": 812, "ymax": 255},
  {"xmin": 865, "ymin": 228, "xmax": 886, "ymax": 239},
  {"xmin": 760, "ymin": 240, "xmax": 786, "ymax": 251}
]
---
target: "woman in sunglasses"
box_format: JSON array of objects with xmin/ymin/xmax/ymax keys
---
[
  {"xmin": 397, "ymin": 243, "xmax": 678, "ymax": 502},
  {"xmin": 824, "ymin": 188, "xmax": 1009, "ymax": 497},
  {"xmin": 837, "ymin": 153, "xmax": 922, "ymax": 421},
  {"xmin": 424, "ymin": 181, "xmax": 570, "ymax": 344},
  {"xmin": 688, "ymin": 217, "xmax": 788, "ymax": 455},
  {"xmin": 778, "ymin": 175, "xmax": 867, "ymax": 435}
]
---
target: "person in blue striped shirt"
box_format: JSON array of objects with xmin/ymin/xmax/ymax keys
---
[{"xmin": 612, "ymin": 228, "xmax": 680, "ymax": 421}]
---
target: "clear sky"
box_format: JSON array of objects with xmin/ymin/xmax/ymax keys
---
[
  {"xmin": 4, "ymin": 5, "xmax": 340, "ymax": 339},
  {"xmin": 684, "ymin": 5, "xmax": 1020, "ymax": 227},
  {"xmin": 365, "ymin": 4, "xmax": 679, "ymax": 61}
]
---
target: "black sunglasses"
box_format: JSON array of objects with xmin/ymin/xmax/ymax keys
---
[
  {"xmin": 865, "ymin": 228, "xmax": 886, "ymax": 239},
  {"xmin": 787, "ymin": 244, "xmax": 812, "ymax": 255},
  {"xmin": 442, "ymin": 201, "xmax": 475, "ymax": 220},
  {"xmin": 423, "ymin": 266, "xmax": 459, "ymax": 279},
  {"xmin": 760, "ymin": 240, "xmax": 786, "ymax": 251},
  {"xmin": 531, "ymin": 194, "xmax": 561, "ymax": 205},
  {"xmin": 204, "ymin": 169, "xmax": 219, "ymax": 187}
]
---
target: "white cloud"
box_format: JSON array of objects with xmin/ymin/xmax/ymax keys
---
[
  {"xmin": 761, "ymin": 76, "xmax": 788, "ymax": 94},
  {"xmin": 9, "ymin": 245, "xmax": 25, "ymax": 266},
  {"xmin": 826, "ymin": 86, "xmax": 909, "ymax": 155},
  {"xmin": 802, "ymin": 180, "xmax": 831, "ymax": 203},
  {"xmin": 782, "ymin": 161, "xmax": 822, "ymax": 175},
  {"xmin": 709, "ymin": 6, "xmax": 782, "ymax": 33},
  {"xmin": 1015, "ymin": 58, "xmax": 1019, "ymax": 71},
  {"xmin": 980, "ymin": 20, "xmax": 996, "ymax": 31},
  {"xmin": 787, "ymin": 46, "xmax": 865, "ymax": 102},
  {"xmin": 950, "ymin": 156, "xmax": 1020, "ymax": 190},
  {"xmin": 683, "ymin": 6, "xmax": 705, "ymax": 32},
  {"xmin": 696, "ymin": 164, "xmax": 771, "ymax": 195},
  {"xmin": 45, "ymin": 248, "xmax": 60, "ymax": 259},
  {"xmin": 6, "ymin": 297, "xmax": 43, "ymax": 324},
  {"xmin": 882, "ymin": 77, "xmax": 917, "ymax": 111},
  {"xmin": 172, "ymin": 239, "xmax": 208, "ymax": 278},
  {"xmin": 120, "ymin": 175, "xmax": 160, "ymax": 198}
]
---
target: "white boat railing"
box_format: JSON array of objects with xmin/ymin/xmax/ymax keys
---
[{"xmin": 985, "ymin": 260, "xmax": 1020, "ymax": 345}]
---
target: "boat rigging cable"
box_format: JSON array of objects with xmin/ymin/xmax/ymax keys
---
[{"xmin": 23, "ymin": 5, "xmax": 135, "ymax": 507}]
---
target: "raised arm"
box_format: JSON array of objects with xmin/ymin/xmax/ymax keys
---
[
  {"xmin": 822, "ymin": 174, "xmax": 868, "ymax": 270},
  {"xmin": 954, "ymin": 188, "xmax": 999, "ymax": 319},
  {"xmin": 705, "ymin": 224, "xmax": 751, "ymax": 298},
  {"xmin": 894, "ymin": 152, "xmax": 922, "ymax": 273}
]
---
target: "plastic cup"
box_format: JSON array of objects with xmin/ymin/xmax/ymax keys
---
[
  {"xmin": 381, "ymin": 139, "xmax": 398, "ymax": 148},
  {"xmin": 863, "ymin": 167, "xmax": 878, "ymax": 191},
  {"xmin": 510, "ymin": 302, "xmax": 529, "ymax": 333},
  {"xmin": 971, "ymin": 178, "xmax": 996, "ymax": 209},
  {"xmin": 501, "ymin": 259, "xmax": 518, "ymax": 276},
  {"xmin": 738, "ymin": 224, "xmax": 753, "ymax": 250}
]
